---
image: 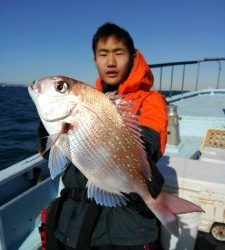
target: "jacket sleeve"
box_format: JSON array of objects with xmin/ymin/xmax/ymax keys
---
[
  {"xmin": 141, "ymin": 126, "xmax": 161, "ymax": 163},
  {"xmin": 139, "ymin": 90, "xmax": 168, "ymax": 155},
  {"xmin": 141, "ymin": 126, "xmax": 164, "ymax": 197}
]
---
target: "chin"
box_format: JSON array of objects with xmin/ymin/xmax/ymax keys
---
[{"xmin": 105, "ymin": 79, "xmax": 120, "ymax": 86}]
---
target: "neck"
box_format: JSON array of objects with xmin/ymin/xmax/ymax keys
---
[{"xmin": 102, "ymin": 82, "xmax": 119, "ymax": 93}]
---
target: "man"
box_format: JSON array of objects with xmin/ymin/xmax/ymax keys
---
[{"xmin": 39, "ymin": 23, "xmax": 168, "ymax": 250}]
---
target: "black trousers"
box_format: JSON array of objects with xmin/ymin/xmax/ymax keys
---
[
  {"xmin": 62, "ymin": 242, "xmax": 161, "ymax": 250},
  {"xmin": 45, "ymin": 190, "xmax": 163, "ymax": 250},
  {"xmin": 93, "ymin": 242, "xmax": 162, "ymax": 250}
]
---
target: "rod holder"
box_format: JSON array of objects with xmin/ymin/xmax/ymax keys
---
[{"xmin": 167, "ymin": 104, "xmax": 181, "ymax": 145}]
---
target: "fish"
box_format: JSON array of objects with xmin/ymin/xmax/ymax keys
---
[{"xmin": 28, "ymin": 76, "xmax": 203, "ymax": 236}]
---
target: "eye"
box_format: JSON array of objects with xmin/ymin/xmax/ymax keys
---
[
  {"xmin": 98, "ymin": 53, "xmax": 107, "ymax": 57},
  {"xmin": 55, "ymin": 81, "xmax": 69, "ymax": 93}
]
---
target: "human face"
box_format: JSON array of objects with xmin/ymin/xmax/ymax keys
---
[{"xmin": 94, "ymin": 36, "xmax": 133, "ymax": 86}]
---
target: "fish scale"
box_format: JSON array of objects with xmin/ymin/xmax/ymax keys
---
[
  {"xmin": 69, "ymin": 109, "xmax": 134, "ymax": 193},
  {"xmin": 69, "ymin": 120, "xmax": 111, "ymax": 174}
]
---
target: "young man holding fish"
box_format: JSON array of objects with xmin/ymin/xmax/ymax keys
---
[{"xmin": 34, "ymin": 23, "xmax": 202, "ymax": 250}]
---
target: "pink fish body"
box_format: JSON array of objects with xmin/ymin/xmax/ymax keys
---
[{"xmin": 28, "ymin": 76, "xmax": 203, "ymax": 236}]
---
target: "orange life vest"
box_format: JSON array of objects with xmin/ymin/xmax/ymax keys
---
[{"xmin": 96, "ymin": 50, "xmax": 168, "ymax": 155}]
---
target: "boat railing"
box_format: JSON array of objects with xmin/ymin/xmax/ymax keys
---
[{"xmin": 149, "ymin": 57, "xmax": 225, "ymax": 96}]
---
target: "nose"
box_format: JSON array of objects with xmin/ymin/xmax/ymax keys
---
[{"xmin": 107, "ymin": 53, "xmax": 116, "ymax": 67}]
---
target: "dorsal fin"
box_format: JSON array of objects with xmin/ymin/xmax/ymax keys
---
[{"xmin": 107, "ymin": 93, "xmax": 152, "ymax": 181}]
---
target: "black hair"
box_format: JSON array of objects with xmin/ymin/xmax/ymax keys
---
[{"xmin": 92, "ymin": 23, "xmax": 136, "ymax": 57}]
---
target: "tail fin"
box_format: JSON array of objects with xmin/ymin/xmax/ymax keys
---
[{"xmin": 146, "ymin": 191, "xmax": 204, "ymax": 237}]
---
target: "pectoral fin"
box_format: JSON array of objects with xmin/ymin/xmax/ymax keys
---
[{"xmin": 49, "ymin": 145, "xmax": 68, "ymax": 178}]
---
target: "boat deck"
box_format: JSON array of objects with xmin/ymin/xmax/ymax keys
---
[
  {"xmin": 165, "ymin": 89, "xmax": 225, "ymax": 159},
  {"xmin": 165, "ymin": 136, "xmax": 202, "ymax": 159}
]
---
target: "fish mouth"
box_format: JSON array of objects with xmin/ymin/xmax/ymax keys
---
[{"xmin": 28, "ymin": 81, "xmax": 39, "ymax": 102}]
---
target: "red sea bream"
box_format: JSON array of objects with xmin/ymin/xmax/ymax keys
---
[{"xmin": 28, "ymin": 76, "xmax": 203, "ymax": 236}]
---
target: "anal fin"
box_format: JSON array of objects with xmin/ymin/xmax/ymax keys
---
[{"xmin": 86, "ymin": 181, "xmax": 128, "ymax": 207}]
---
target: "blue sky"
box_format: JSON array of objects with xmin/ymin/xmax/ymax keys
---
[{"xmin": 1, "ymin": 0, "xmax": 225, "ymax": 89}]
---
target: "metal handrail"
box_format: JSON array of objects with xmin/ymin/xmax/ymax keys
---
[{"xmin": 149, "ymin": 57, "xmax": 225, "ymax": 96}]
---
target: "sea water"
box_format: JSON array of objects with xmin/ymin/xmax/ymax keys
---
[{"xmin": 0, "ymin": 86, "xmax": 39, "ymax": 169}]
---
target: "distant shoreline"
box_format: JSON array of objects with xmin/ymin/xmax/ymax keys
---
[{"xmin": 0, "ymin": 83, "xmax": 28, "ymax": 87}]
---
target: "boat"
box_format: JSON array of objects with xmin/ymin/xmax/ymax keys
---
[{"xmin": 0, "ymin": 57, "xmax": 224, "ymax": 250}]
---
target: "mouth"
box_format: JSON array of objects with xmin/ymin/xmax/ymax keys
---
[{"xmin": 106, "ymin": 70, "xmax": 118, "ymax": 78}]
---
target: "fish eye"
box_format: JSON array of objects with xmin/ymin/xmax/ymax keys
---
[{"xmin": 55, "ymin": 81, "xmax": 69, "ymax": 93}]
